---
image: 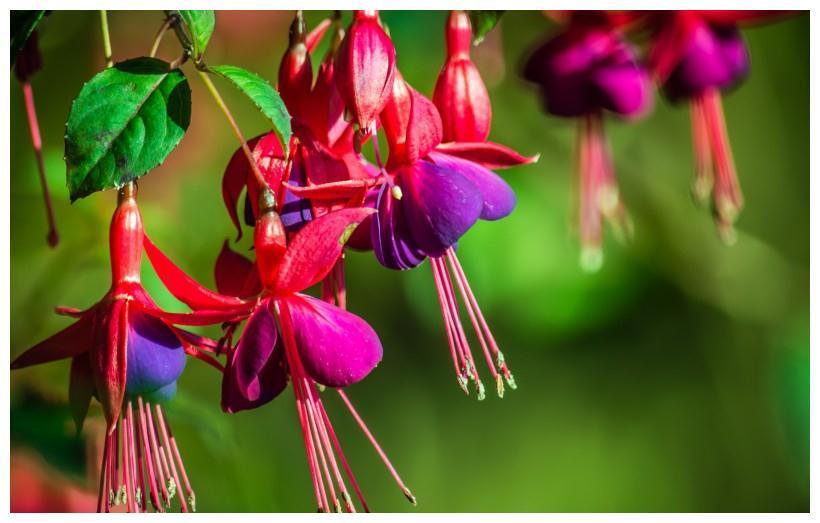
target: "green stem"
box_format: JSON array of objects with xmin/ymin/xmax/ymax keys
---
[
  {"xmin": 99, "ymin": 10, "xmax": 113, "ymax": 68},
  {"xmin": 149, "ymin": 17, "xmax": 173, "ymax": 58},
  {"xmin": 197, "ymin": 70, "xmax": 268, "ymax": 190}
]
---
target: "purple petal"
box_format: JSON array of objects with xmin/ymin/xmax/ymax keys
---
[
  {"xmin": 428, "ymin": 152, "xmax": 516, "ymax": 221},
  {"xmin": 400, "ymin": 160, "xmax": 483, "ymax": 257},
  {"xmin": 523, "ymin": 28, "xmax": 652, "ymax": 118},
  {"xmin": 221, "ymin": 303, "xmax": 288, "ymax": 413},
  {"xmin": 591, "ymin": 59, "xmax": 652, "ymax": 117},
  {"xmin": 371, "ymin": 184, "xmax": 427, "ymax": 270},
  {"xmin": 287, "ymin": 294, "xmax": 382, "ymax": 388},
  {"xmin": 126, "ymin": 310, "xmax": 185, "ymax": 398},
  {"xmin": 280, "ymin": 155, "xmax": 314, "ymax": 232},
  {"xmin": 665, "ymin": 23, "xmax": 749, "ymax": 100}
]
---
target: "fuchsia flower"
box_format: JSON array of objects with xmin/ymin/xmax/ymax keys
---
[
  {"xmin": 523, "ymin": 12, "xmax": 652, "ymax": 271},
  {"xmin": 645, "ymin": 11, "xmax": 786, "ymax": 242},
  {"xmin": 433, "ymin": 11, "xmax": 492, "ymax": 143},
  {"xmin": 144, "ymin": 189, "xmax": 415, "ymax": 512},
  {"xmin": 334, "ymin": 11, "xmax": 396, "ymax": 133},
  {"xmin": 11, "ymin": 184, "xmax": 222, "ymax": 513}
]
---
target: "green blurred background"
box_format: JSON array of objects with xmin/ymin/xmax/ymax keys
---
[{"xmin": 10, "ymin": 11, "xmax": 809, "ymax": 512}]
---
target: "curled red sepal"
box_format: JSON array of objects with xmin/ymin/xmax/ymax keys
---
[
  {"xmin": 143, "ymin": 234, "xmax": 247, "ymax": 311},
  {"xmin": 434, "ymin": 141, "xmax": 540, "ymax": 169}
]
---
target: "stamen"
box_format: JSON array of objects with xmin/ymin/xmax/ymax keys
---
[
  {"xmin": 430, "ymin": 258, "xmax": 470, "ymax": 393},
  {"xmin": 690, "ymin": 95, "xmax": 713, "ymax": 206},
  {"xmin": 154, "ymin": 403, "xmax": 189, "ymax": 512},
  {"xmin": 145, "ymin": 401, "xmax": 173, "ymax": 507},
  {"xmin": 337, "ymin": 390, "xmax": 416, "ymax": 505},
  {"xmin": 700, "ymin": 88, "xmax": 743, "ymax": 243},
  {"xmin": 157, "ymin": 404, "xmax": 196, "ymax": 512},
  {"xmin": 445, "ymin": 250, "xmax": 516, "ymax": 389},
  {"xmin": 136, "ymin": 398, "xmax": 163, "ymax": 511}
]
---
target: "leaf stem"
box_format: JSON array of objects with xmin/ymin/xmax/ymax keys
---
[
  {"xmin": 197, "ymin": 70, "xmax": 268, "ymax": 190},
  {"xmin": 99, "ymin": 10, "xmax": 113, "ymax": 68},
  {"xmin": 150, "ymin": 16, "xmax": 173, "ymax": 58}
]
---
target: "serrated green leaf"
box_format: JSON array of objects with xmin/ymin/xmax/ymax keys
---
[
  {"xmin": 177, "ymin": 10, "xmax": 215, "ymax": 60},
  {"xmin": 469, "ymin": 11, "xmax": 505, "ymax": 45},
  {"xmin": 11, "ymin": 10, "xmax": 45, "ymax": 65},
  {"xmin": 65, "ymin": 57, "xmax": 191, "ymax": 201},
  {"xmin": 208, "ymin": 64, "xmax": 292, "ymax": 153}
]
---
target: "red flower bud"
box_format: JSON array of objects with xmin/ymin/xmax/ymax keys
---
[
  {"xmin": 433, "ymin": 11, "xmax": 492, "ymax": 142},
  {"xmin": 278, "ymin": 12, "xmax": 313, "ymax": 121},
  {"xmin": 334, "ymin": 11, "xmax": 396, "ymax": 132},
  {"xmin": 109, "ymin": 184, "xmax": 143, "ymax": 285}
]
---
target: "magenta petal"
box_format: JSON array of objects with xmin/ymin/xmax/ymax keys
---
[
  {"xmin": 401, "ymin": 160, "xmax": 483, "ymax": 256},
  {"xmin": 287, "ymin": 294, "xmax": 382, "ymax": 388},
  {"xmin": 221, "ymin": 303, "xmax": 288, "ymax": 413},
  {"xmin": 428, "ymin": 152, "xmax": 516, "ymax": 221},
  {"xmin": 233, "ymin": 305, "xmax": 279, "ymax": 401}
]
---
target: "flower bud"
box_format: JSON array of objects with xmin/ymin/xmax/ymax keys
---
[
  {"xmin": 278, "ymin": 12, "xmax": 313, "ymax": 120},
  {"xmin": 433, "ymin": 11, "xmax": 492, "ymax": 142},
  {"xmin": 334, "ymin": 11, "xmax": 396, "ymax": 132}
]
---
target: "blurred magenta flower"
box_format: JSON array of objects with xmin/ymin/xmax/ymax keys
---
[
  {"xmin": 523, "ymin": 12, "xmax": 652, "ymax": 270},
  {"xmin": 646, "ymin": 11, "xmax": 784, "ymax": 241}
]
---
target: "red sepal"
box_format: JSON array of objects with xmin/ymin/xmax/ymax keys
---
[
  {"xmin": 215, "ymin": 240, "xmax": 261, "ymax": 298},
  {"xmin": 435, "ymin": 141, "xmax": 539, "ymax": 169},
  {"xmin": 275, "ymin": 207, "xmax": 375, "ymax": 293},
  {"xmin": 143, "ymin": 234, "xmax": 246, "ymax": 311},
  {"xmin": 11, "ymin": 313, "xmax": 94, "ymax": 369}
]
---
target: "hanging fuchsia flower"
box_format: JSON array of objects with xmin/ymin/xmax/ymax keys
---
[
  {"xmin": 11, "ymin": 184, "xmax": 223, "ymax": 513},
  {"xmin": 348, "ymin": 72, "xmax": 534, "ymax": 399},
  {"xmin": 334, "ymin": 10, "xmax": 396, "ymax": 133},
  {"xmin": 433, "ymin": 11, "xmax": 492, "ymax": 142},
  {"xmin": 645, "ymin": 11, "xmax": 786, "ymax": 242},
  {"xmin": 144, "ymin": 190, "xmax": 415, "ymax": 512},
  {"xmin": 523, "ymin": 12, "xmax": 652, "ymax": 271}
]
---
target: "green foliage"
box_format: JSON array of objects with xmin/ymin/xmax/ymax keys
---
[
  {"xmin": 208, "ymin": 64, "xmax": 292, "ymax": 152},
  {"xmin": 177, "ymin": 10, "xmax": 215, "ymax": 60},
  {"xmin": 10, "ymin": 10, "xmax": 45, "ymax": 65},
  {"xmin": 65, "ymin": 57, "xmax": 191, "ymax": 201},
  {"xmin": 469, "ymin": 10, "xmax": 504, "ymax": 45}
]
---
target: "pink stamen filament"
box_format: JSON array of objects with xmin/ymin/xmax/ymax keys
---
[
  {"xmin": 446, "ymin": 249, "xmax": 515, "ymax": 387},
  {"xmin": 430, "ymin": 257, "xmax": 468, "ymax": 391},
  {"xmin": 432, "ymin": 257, "xmax": 483, "ymax": 397},
  {"xmin": 696, "ymin": 88, "xmax": 743, "ymax": 242},
  {"xmin": 21, "ymin": 81, "xmax": 58, "ymax": 247},
  {"xmin": 336, "ymin": 390, "xmax": 417, "ymax": 506},
  {"xmin": 95, "ymin": 399, "xmax": 194, "ymax": 513}
]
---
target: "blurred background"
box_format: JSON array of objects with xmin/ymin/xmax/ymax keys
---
[{"xmin": 10, "ymin": 11, "xmax": 809, "ymax": 512}]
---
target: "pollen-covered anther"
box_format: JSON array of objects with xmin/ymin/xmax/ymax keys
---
[{"xmin": 390, "ymin": 185, "xmax": 403, "ymax": 200}]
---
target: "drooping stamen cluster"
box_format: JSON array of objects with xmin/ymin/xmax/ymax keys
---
[
  {"xmin": 97, "ymin": 399, "xmax": 194, "ymax": 513},
  {"xmin": 431, "ymin": 248, "xmax": 515, "ymax": 398}
]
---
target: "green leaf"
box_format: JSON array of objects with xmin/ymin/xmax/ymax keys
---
[
  {"xmin": 177, "ymin": 10, "xmax": 215, "ymax": 60},
  {"xmin": 11, "ymin": 10, "xmax": 45, "ymax": 65},
  {"xmin": 208, "ymin": 64, "xmax": 292, "ymax": 152},
  {"xmin": 469, "ymin": 11, "xmax": 505, "ymax": 45},
  {"xmin": 65, "ymin": 57, "xmax": 191, "ymax": 201}
]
